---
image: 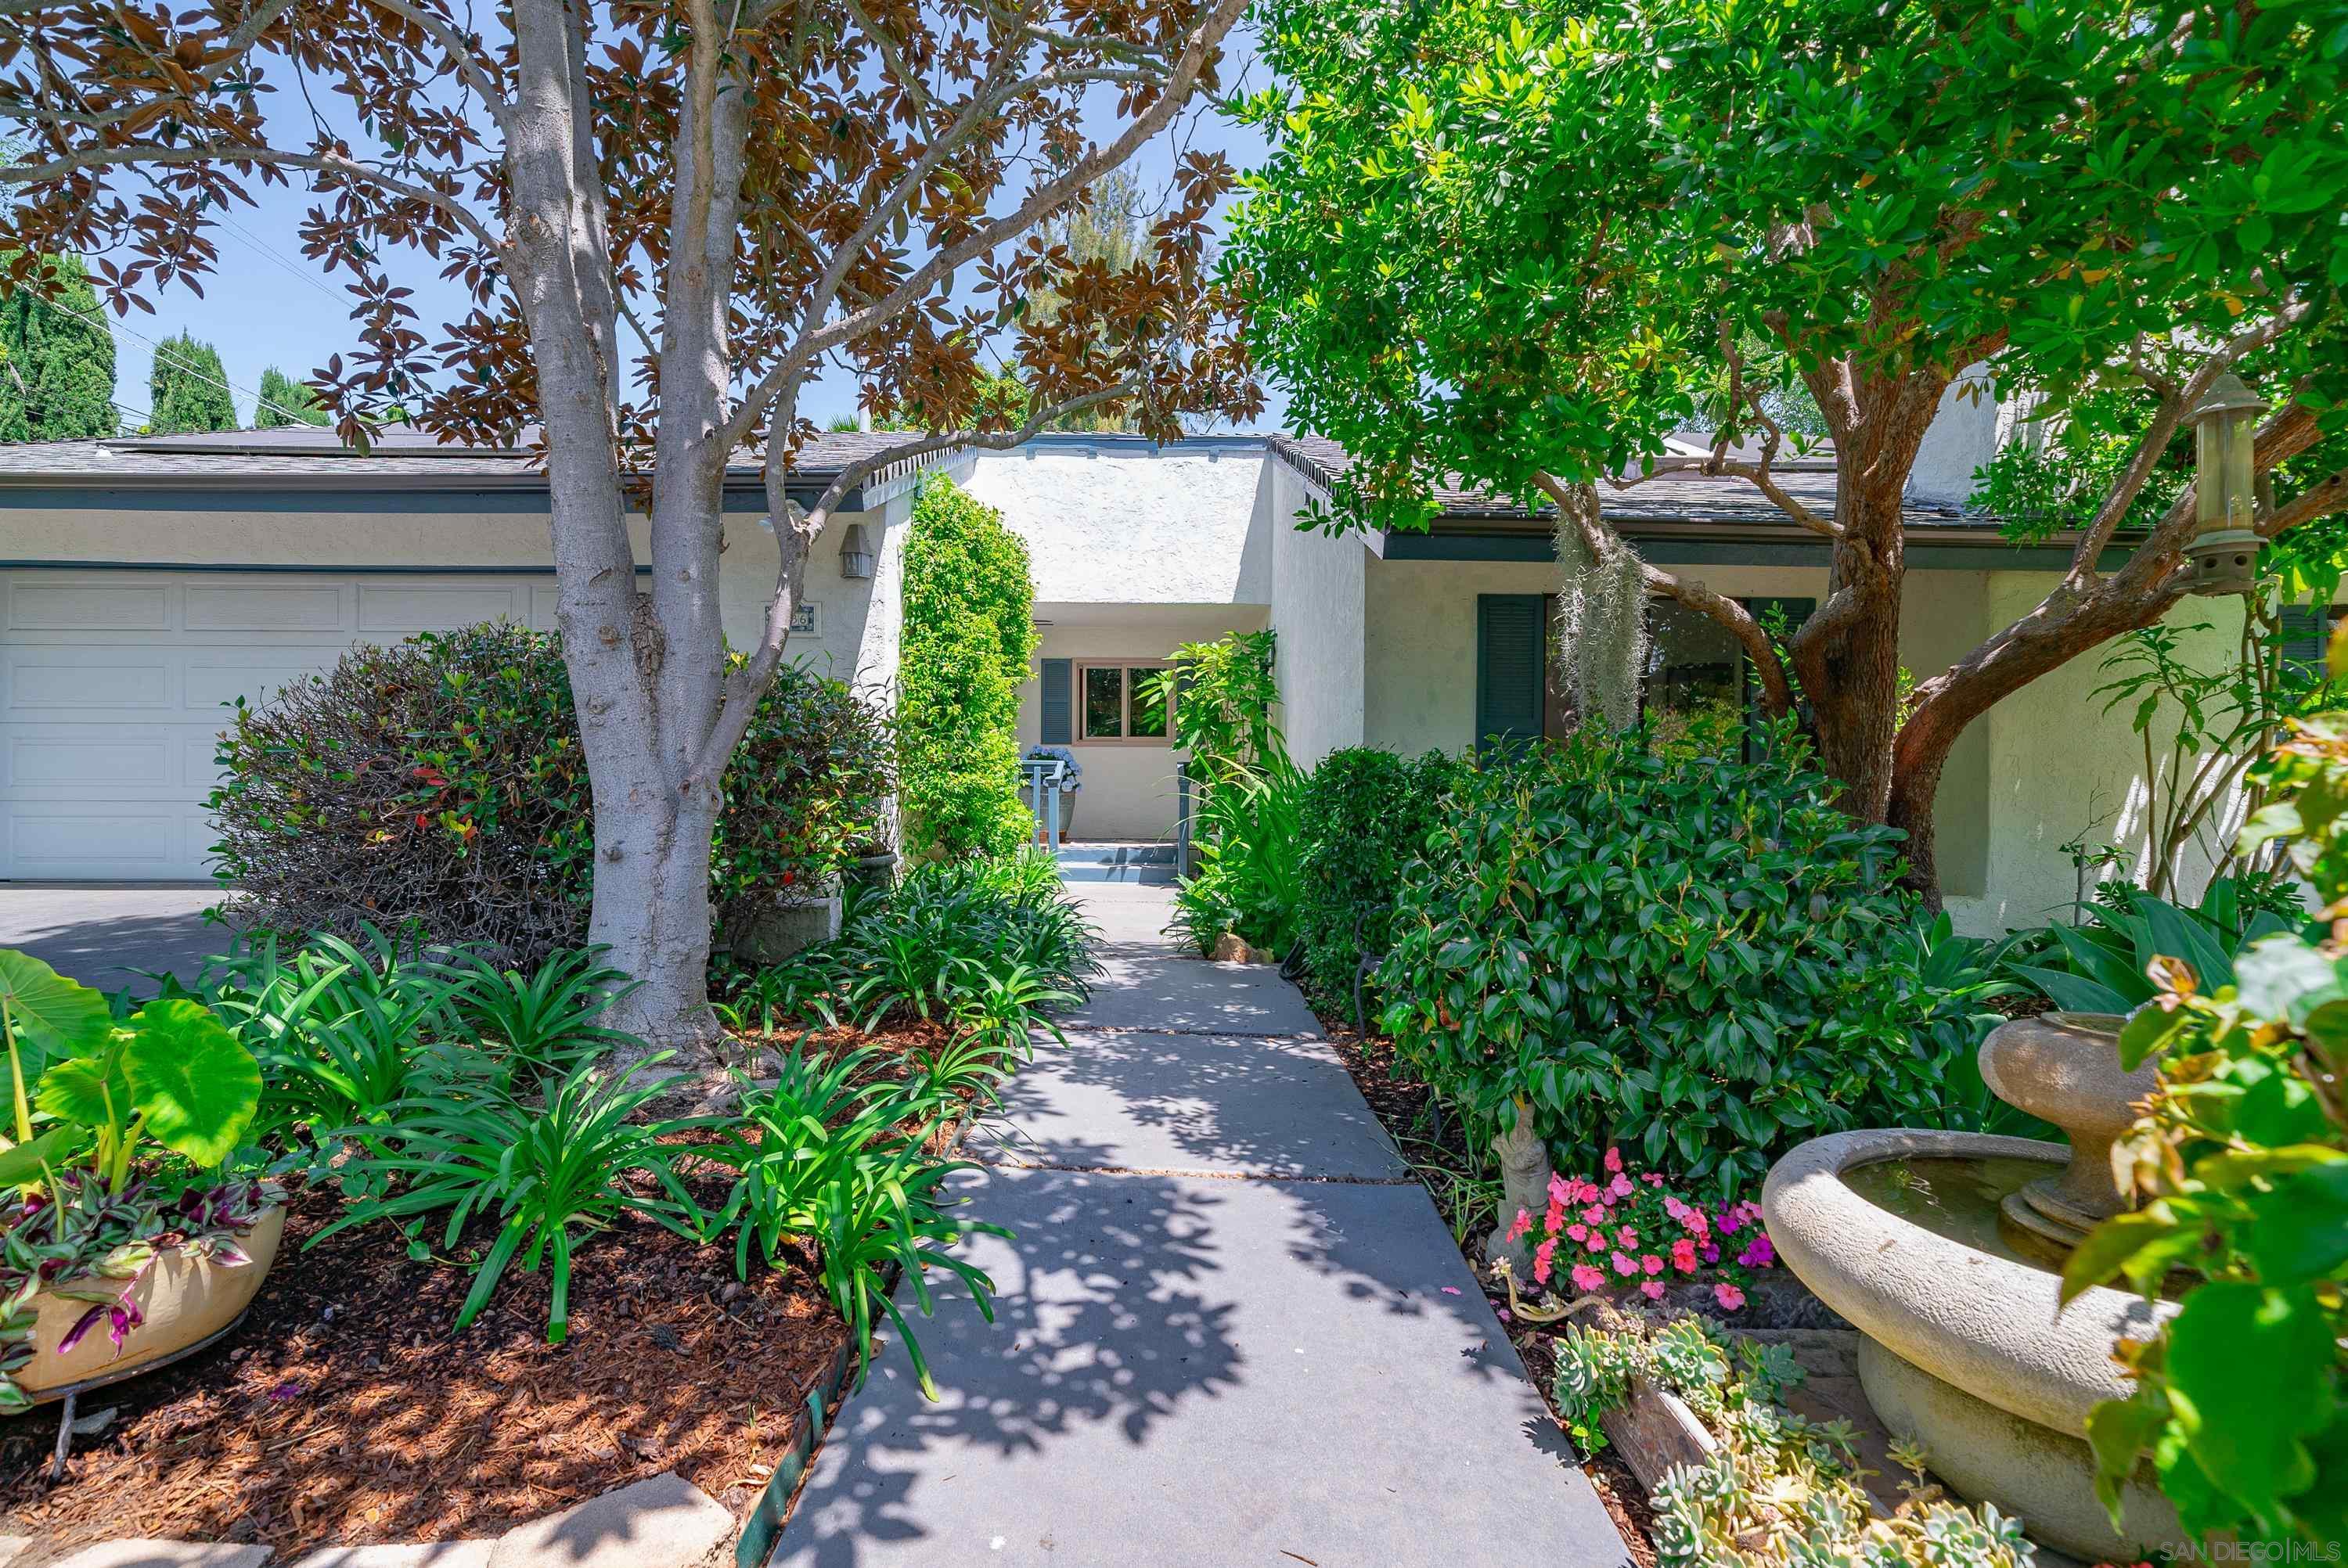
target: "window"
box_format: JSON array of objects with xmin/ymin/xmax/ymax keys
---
[
  {"xmin": 1076, "ymin": 662, "xmax": 1173, "ymax": 743},
  {"xmin": 1525, "ymin": 593, "xmax": 1815, "ymax": 749}
]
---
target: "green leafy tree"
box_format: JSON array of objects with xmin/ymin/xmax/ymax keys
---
[
  {"xmin": 1230, "ymin": 0, "xmax": 2348, "ymax": 901},
  {"xmin": 0, "ymin": 252, "xmax": 115, "ymax": 441},
  {"xmin": 0, "ymin": 0, "xmax": 1255, "ymax": 1062},
  {"xmin": 253, "ymin": 365, "xmax": 326, "ymax": 427},
  {"xmin": 146, "ymin": 330, "xmax": 236, "ymax": 433},
  {"xmin": 899, "ymin": 473, "xmax": 1038, "ymax": 859}
]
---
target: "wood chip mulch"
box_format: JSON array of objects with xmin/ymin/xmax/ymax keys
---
[{"xmin": 0, "ymin": 1134, "xmax": 853, "ymax": 1563}]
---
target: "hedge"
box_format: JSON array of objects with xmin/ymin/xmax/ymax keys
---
[
  {"xmin": 898, "ymin": 473, "xmax": 1037, "ymax": 858},
  {"xmin": 210, "ymin": 622, "xmax": 891, "ymax": 966}
]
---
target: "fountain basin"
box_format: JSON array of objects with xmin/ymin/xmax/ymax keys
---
[{"xmin": 1763, "ymin": 1127, "xmax": 2184, "ymax": 1557}]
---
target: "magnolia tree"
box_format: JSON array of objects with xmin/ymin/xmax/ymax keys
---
[
  {"xmin": 1, "ymin": 0, "xmax": 1257, "ymax": 1057},
  {"xmin": 1230, "ymin": 0, "xmax": 2348, "ymax": 900}
]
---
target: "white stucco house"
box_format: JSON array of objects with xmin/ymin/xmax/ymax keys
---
[{"xmin": 0, "ymin": 413, "xmax": 2294, "ymax": 937}]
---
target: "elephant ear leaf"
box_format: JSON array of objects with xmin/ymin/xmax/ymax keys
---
[
  {"xmin": 122, "ymin": 999, "xmax": 261, "ymax": 1169},
  {"xmin": 0, "ymin": 948, "xmax": 113, "ymax": 1073},
  {"xmin": 34, "ymin": 1031, "xmax": 131, "ymax": 1131},
  {"xmin": 0, "ymin": 1124, "xmax": 82, "ymax": 1189}
]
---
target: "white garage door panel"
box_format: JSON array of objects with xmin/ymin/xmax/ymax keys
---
[
  {"xmin": 9, "ymin": 808, "xmax": 184, "ymax": 871},
  {"xmin": 1, "ymin": 570, "xmax": 550, "ymax": 880},
  {"xmin": 7, "ymin": 651, "xmax": 175, "ymax": 710},
  {"xmin": 358, "ymin": 584, "xmax": 526, "ymax": 632},
  {"xmin": 7, "ymin": 581, "xmax": 173, "ymax": 631},
  {"xmin": 7, "ymin": 732, "xmax": 176, "ymax": 787},
  {"xmin": 186, "ymin": 583, "xmax": 348, "ymax": 632}
]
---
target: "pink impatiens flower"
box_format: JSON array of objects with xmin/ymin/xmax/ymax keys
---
[
  {"xmin": 1611, "ymin": 1251, "xmax": 1639, "ymax": 1277},
  {"xmin": 1571, "ymin": 1263, "xmax": 1607, "ymax": 1293},
  {"xmin": 1585, "ymin": 1232, "xmax": 1608, "ymax": 1254},
  {"xmin": 1640, "ymin": 1253, "xmax": 1665, "ymax": 1277},
  {"xmin": 1713, "ymin": 1282, "xmax": 1746, "ymax": 1312},
  {"xmin": 1603, "ymin": 1145, "xmax": 1624, "ymax": 1174},
  {"xmin": 1504, "ymin": 1208, "xmax": 1532, "ymax": 1243},
  {"xmin": 1533, "ymin": 1237, "xmax": 1558, "ymax": 1285},
  {"xmin": 1615, "ymin": 1225, "xmax": 1638, "ymax": 1249},
  {"xmin": 1640, "ymin": 1280, "xmax": 1666, "ymax": 1300},
  {"xmin": 1671, "ymin": 1239, "xmax": 1698, "ymax": 1273},
  {"xmin": 1565, "ymin": 1223, "xmax": 1588, "ymax": 1242},
  {"xmin": 1548, "ymin": 1173, "xmax": 1572, "ymax": 1206},
  {"xmin": 1608, "ymin": 1172, "xmax": 1634, "ymax": 1199},
  {"xmin": 1582, "ymin": 1205, "xmax": 1608, "ymax": 1225},
  {"xmin": 1544, "ymin": 1197, "xmax": 1567, "ymax": 1235}
]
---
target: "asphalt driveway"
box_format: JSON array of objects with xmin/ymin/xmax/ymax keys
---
[{"xmin": 0, "ymin": 884, "xmax": 229, "ymax": 991}]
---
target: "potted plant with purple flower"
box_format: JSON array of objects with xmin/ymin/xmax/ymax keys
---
[{"xmin": 0, "ymin": 949, "xmax": 280, "ymax": 1411}]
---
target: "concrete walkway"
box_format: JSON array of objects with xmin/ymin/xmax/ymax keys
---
[{"xmin": 772, "ymin": 882, "xmax": 1630, "ymax": 1568}]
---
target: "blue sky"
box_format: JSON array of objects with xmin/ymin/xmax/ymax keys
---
[{"xmin": 95, "ymin": 35, "xmax": 1284, "ymax": 436}]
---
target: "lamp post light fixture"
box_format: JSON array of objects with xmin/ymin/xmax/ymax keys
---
[
  {"xmin": 837, "ymin": 521, "xmax": 877, "ymax": 581},
  {"xmin": 2184, "ymin": 371, "xmax": 2268, "ymax": 596}
]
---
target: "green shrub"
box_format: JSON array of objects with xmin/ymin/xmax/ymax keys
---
[
  {"xmin": 1376, "ymin": 721, "xmax": 1965, "ymax": 1197},
  {"xmin": 2000, "ymin": 877, "xmax": 2302, "ymax": 1014},
  {"xmin": 899, "ymin": 474, "xmax": 1036, "ymax": 859},
  {"xmin": 1295, "ymin": 748, "xmax": 1459, "ymax": 1011},
  {"xmin": 1154, "ymin": 630, "xmax": 1307, "ymax": 958},
  {"xmin": 2067, "ymin": 705, "xmax": 2348, "ymax": 1545},
  {"xmin": 709, "ymin": 1044, "xmax": 1007, "ymax": 1397},
  {"xmin": 211, "ymin": 622, "xmax": 890, "ymax": 966},
  {"xmin": 314, "ymin": 1048, "xmax": 704, "ymax": 1345},
  {"xmin": 717, "ymin": 851, "xmax": 1093, "ymax": 1044},
  {"xmin": 1148, "ymin": 628, "xmax": 1278, "ymax": 784},
  {"xmin": 1169, "ymin": 751, "xmax": 1309, "ymax": 958}
]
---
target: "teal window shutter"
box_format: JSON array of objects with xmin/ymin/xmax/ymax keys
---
[
  {"xmin": 1475, "ymin": 595, "xmax": 1546, "ymax": 751},
  {"xmin": 1040, "ymin": 658, "xmax": 1072, "ymax": 744}
]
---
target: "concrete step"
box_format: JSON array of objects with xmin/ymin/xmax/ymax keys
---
[{"xmin": 1051, "ymin": 843, "xmax": 1179, "ymax": 883}]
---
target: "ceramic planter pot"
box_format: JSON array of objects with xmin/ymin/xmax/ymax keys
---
[{"xmin": 17, "ymin": 1204, "xmax": 286, "ymax": 1400}]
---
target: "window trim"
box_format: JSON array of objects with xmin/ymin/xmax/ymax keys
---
[{"xmin": 1074, "ymin": 659, "xmax": 1176, "ymax": 745}]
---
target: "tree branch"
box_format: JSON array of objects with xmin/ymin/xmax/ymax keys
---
[
  {"xmin": 1532, "ymin": 471, "xmax": 1795, "ymax": 718},
  {"xmin": 720, "ymin": 0, "xmax": 1244, "ymax": 450},
  {"xmin": 0, "ymin": 141, "xmax": 502, "ymax": 250},
  {"xmin": 2067, "ymin": 297, "xmax": 2315, "ymax": 584},
  {"xmin": 361, "ymin": 0, "xmax": 514, "ymax": 128}
]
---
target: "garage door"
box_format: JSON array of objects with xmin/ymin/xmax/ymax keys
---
[{"xmin": 0, "ymin": 571, "xmax": 559, "ymax": 881}]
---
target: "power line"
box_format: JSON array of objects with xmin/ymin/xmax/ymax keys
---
[
  {"xmin": 207, "ymin": 207, "xmax": 352, "ymax": 311},
  {"xmin": 48, "ymin": 294, "xmax": 313, "ymax": 429}
]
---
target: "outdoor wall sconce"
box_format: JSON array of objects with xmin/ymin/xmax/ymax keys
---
[
  {"xmin": 2184, "ymin": 371, "xmax": 2268, "ymax": 596},
  {"xmin": 838, "ymin": 522, "xmax": 877, "ymax": 580}
]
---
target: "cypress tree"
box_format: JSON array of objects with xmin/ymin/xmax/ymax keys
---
[
  {"xmin": 147, "ymin": 331, "xmax": 238, "ymax": 433},
  {"xmin": 254, "ymin": 365, "xmax": 327, "ymax": 427},
  {"xmin": 0, "ymin": 253, "xmax": 117, "ymax": 442}
]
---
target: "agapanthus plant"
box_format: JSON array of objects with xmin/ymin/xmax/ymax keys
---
[{"xmin": 1504, "ymin": 1146, "xmax": 1777, "ymax": 1313}]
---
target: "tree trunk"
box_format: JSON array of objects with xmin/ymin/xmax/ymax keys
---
[
  {"xmin": 591, "ymin": 779, "xmax": 726, "ymax": 1061},
  {"xmin": 506, "ymin": 0, "xmax": 731, "ymax": 1067},
  {"xmin": 1795, "ymin": 469, "xmax": 1909, "ymax": 822}
]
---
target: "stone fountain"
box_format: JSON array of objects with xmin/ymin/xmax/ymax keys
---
[{"xmin": 1761, "ymin": 1013, "xmax": 2188, "ymax": 1559}]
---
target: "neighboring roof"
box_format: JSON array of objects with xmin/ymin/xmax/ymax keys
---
[{"xmin": 0, "ymin": 426, "xmax": 943, "ymax": 502}]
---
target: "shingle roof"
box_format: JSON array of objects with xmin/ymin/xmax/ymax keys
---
[
  {"xmin": 1265, "ymin": 430, "xmax": 1975, "ymax": 530},
  {"xmin": 0, "ymin": 426, "xmax": 940, "ymax": 491}
]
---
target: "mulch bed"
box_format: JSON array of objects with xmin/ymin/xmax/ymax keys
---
[{"xmin": 0, "ymin": 1022, "xmax": 971, "ymax": 1566}]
